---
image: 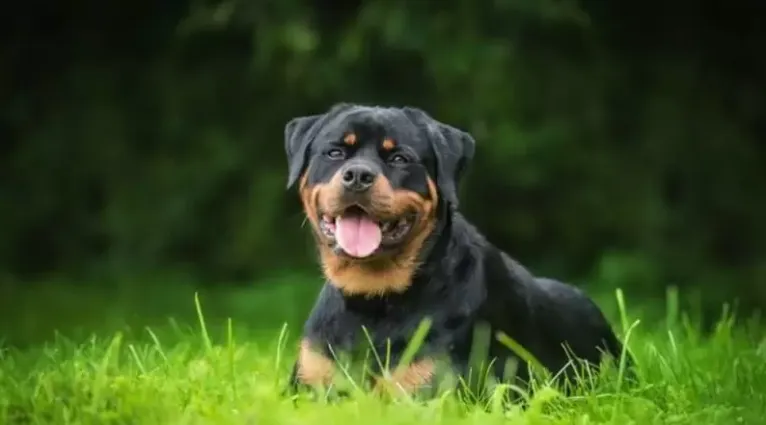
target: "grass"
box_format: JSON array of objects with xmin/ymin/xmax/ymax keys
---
[{"xmin": 0, "ymin": 276, "xmax": 765, "ymax": 424}]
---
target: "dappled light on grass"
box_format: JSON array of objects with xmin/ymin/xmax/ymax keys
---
[{"xmin": 0, "ymin": 288, "xmax": 764, "ymax": 424}]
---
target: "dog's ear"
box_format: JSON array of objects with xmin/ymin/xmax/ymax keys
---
[
  {"xmin": 284, "ymin": 114, "xmax": 322, "ymax": 190},
  {"xmin": 433, "ymin": 123, "xmax": 475, "ymax": 209},
  {"xmin": 403, "ymin": 107, "xmax": 476, "ymax": 210},
  {"xmin": 284, "ymin": 103, "xmax": 356, "ymax": 190}
]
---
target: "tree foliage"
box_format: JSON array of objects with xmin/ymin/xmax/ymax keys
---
[{"xmin": 2, "ymin": 0, "xmax": 765, "ymax": 312}]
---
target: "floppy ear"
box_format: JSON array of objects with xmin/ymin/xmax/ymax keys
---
[
  {"xmin": 284, "ymin": 114, "xmax": 322, "ymax": 190},
  {"xmin": 284, "ymin": 103, "xmax": 356, "ymax": 190},
  {"xmin": 403, "ymin": 108, "xmax": 476, "ymax": 210},
  {"xmin": 435, "ymin": 123, "xmax": 476, "ymax": 209}
]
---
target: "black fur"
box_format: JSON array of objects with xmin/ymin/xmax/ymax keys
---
[{"xmin": 284, "ymin": 104, "xmax": 631, "ymax": 398}]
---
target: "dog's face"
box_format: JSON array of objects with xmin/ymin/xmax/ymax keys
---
[{"xmin": 284, "ymin": 104, "xmax": 475, "ymax": 295}]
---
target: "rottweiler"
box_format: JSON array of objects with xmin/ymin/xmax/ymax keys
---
[{"xmin": 283, "ymin": 103, "xmax": 630, "ymax": 399}]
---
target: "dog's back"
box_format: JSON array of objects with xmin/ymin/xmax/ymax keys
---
[{"xmin": 448, "ymin": 212, "xmax": 629, "ymax": 385}]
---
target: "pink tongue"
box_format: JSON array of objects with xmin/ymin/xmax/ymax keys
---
[{"xmin": 335, "ymin": 215, "xmax": 382, "ymax": 258}]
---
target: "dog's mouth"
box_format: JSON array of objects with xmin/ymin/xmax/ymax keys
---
[{"xmin": 318, "ymin": 205, "xmax": 416, "ymax": 258}]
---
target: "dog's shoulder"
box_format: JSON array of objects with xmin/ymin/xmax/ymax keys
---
[
  {"xmin": 409, "ymin": 212, "xmax": 537, "ymax": 327},
  {"xmin": 439, "ymin": 212, "xmax": 536, "ymax": 293},
  {"xmin": 445, "ymin": 213, "xmax": 603, "ymax": 314}
]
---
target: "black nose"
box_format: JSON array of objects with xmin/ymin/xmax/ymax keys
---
[{"xmin": 341, "ymin": 164, "xmax": 377, "ymax": 192}]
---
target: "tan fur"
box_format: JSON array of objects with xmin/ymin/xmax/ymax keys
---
[
  {"xmin": 343, "ymin": 132, "xmax": 357, "ymax": 146},
  {"xmin": 299, "ymin": 170, "xmax": 439, "ymax": 296},
  {"xmin": 296, "ymin": 339, "xmax": 335, "ymax": 386},
  {"xmin": 382, "ymin": 138, "xmax": 396, "ymax": 151},
  {"xmin": 375, "ymin": 358, "xmax": 436, "ymax": 396},
  {"xmin": 299, "ymin": 173, "xmax": 322, "ymax": 228}
]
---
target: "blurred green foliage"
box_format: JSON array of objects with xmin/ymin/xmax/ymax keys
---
[{"xmin": 2, "ymin": 0, "xmax": 765, "ymax": 314}]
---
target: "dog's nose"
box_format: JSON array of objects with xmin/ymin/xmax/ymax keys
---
[{"xmin": 341, "ymin": 164, "xmax": 377, "ymax": 192}]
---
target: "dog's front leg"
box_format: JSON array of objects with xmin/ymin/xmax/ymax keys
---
[
  {"xmin": 293, "ymin": 338, "xmax": 336, "ymax": 388},
  {"xmin": 373, "ymin": 356, "xmax": 437, "ymax": 397}
]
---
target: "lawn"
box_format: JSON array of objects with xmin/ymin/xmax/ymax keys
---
[{"xmin": 0, "ymin": 275, "xmax": 764, "ymax": 424}]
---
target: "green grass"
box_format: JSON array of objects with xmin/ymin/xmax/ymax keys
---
[{"xmin": 0, "ymin": 277, "xmax": 765, "ymax": 424}]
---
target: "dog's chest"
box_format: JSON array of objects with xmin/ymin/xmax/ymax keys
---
[{"xmin": 342, "ymin": 295, "xmax": 429, "ymax": 350}]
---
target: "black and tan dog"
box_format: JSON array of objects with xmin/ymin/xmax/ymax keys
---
[{"xmin": 284, "ymin": 103, "xmax": 629, "ymax": 398}]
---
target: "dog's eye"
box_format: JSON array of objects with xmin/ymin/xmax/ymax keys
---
[
  {"xmin": 326, "ymin": 148, "xmax": 346, "ymax": 160},
  {"xmin": 388, "ymin": 154, "xmax": 409, "ymax": 165}
]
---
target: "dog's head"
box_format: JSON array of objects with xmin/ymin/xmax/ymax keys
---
[{"xmin": 284, "ymin": 103, "xmax": 475, "ymax": 295}]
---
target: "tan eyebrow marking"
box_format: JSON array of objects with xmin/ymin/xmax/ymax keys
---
[
  {"xmin": 382, "ymin": 138, "xmax": 396, "ymax": 151},
  {"xmin": 343, "ymin": 133, "xmax": 357, "ymax": 146}
]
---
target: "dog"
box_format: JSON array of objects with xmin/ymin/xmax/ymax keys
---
[{"xmin": 283, "ymin": 103, "xmax": 630, "ymax": 399}]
